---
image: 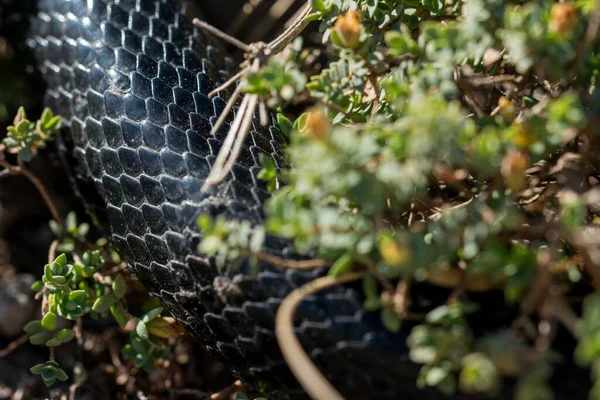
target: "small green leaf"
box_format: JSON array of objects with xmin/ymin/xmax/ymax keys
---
[
  {"xmin": 110, "ymin": 303, "xmax": 129, "ymax": 328},
  {"xmin": 30, "ymin": 332, "xmax": 50, "ymax": 345},
  {"xmin": 197, "ymin": 214, "xmax": 214, "ymax": 231},
  {"xmin": 92, "ymin": 294, "xmax": 115, "ymax": 313},
  {"xmin": 44, "ymin": 115, "xmax": 61, "ymax": 132},
  {"xmin": 136, "ymin": 320, "xmax": 149, "ymax": 340},
  {"xmin": 363, "ymin": 296, "xmax": 382, "ymax": 311},
  {"xmin": 54, "ymin": 328, "xmax": 76, "ymax": 343},
  {"xmin": 55, "ymin": 367, "xmax": 68, "ymax": 381},
  {"xmin": 56, "ymin": 240, "xmax": 75, "ymax": 253},
  {"xmin": 23, "ymin": 320, "xmax": 44, "ymax": 334},
  {"xmin": 41, "ymin": 312, "xmax": 58, "ymax": 331},
  {"xmin": 44, "ymin": 264, "xmax": 53, "ymax": 279},
  {"xmin": 30, "ymin": 364, "xmax": 46, "ymax": 374},
  {"xmin": 66, "ymin": 212, "xmax": 77, "ymax": 234},
  {"xmin": 362, "ymin": 274, "xmax": 379, "ymax": 299},
  {"xmin": 31, "ymin": 280, "xmax": 44, "ymax": 292},
  {"xmin": 45, "ymin": 338, "xmax": 62, "ymax": 347},
  {"xmin": 40, "ymin": 108, "xmax": 52, "ymax": 126},
  {"xmin": 112, "ymin": 274, "xmax": 127, "ymax": 299},
  {"xmin": 141, "ymin": 307, "xmax": 163, "ymax": 323},
  {"xmin": 381, "ymin": 308, "xmax": 401, "ymax": 333},
  {"xmin": 328, "ymin": 253, "xmax": 353, "ymax": 277},
  {"xmin": 276, "ymin": 113, "xmax": 293, "ymax": 137},
  {"xmin": 68, "ymin": 290, "xmax": 87, "ymax": 303},
  {"xmin": 54, "ymin": 253, "xmax": 68, "ymax": 268},
  {"xmin": 77, "ymin": 223, "xmax": 90, "ymax": 238},
  {"xmin": 16, "ymin": 119, "xmax": 31, "ymax": 134},
  {"xmin": 42, "ymin": 377, "xmax": 56, "ymax": 387}
]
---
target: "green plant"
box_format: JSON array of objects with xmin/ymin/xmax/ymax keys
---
[
  {"xmin": 26, "ymin": 216, "xmax": 183, "ymax": 386},
  {"xmin": 197, "ymin": 0, "xmax": 600, "ymax": 397},
  {"xmin": 0, "ymin": 107, "xmax": 182, "ymax": 388}
]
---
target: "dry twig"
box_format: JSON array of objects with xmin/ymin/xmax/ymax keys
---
[
  {"xmin": 193, "ymin": 4, "xmax": 313, "ymax": 190},
  {"xmin": 276, "ymin": 272, "xmax": 365, "ymax": 400}
]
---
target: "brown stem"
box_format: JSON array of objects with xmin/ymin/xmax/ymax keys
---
[
  {"xmin": 210, "ymin": 380, "xmax": 246, "ymax": 400},
  {"xmin": 17, "ymin": 157, "xmax": 63, "ymax": 228},
  {"xmin": 394, "ymin": 279, "xmax": 411, "ymax": 317},
  {"xmin": 255, "ymin": 251, "xmax": 329, "ymax": 270},
  {"xmin": 0, "ymin": 333, "xmax": 30, "ymax": 359},
  {"xmin": 48, "ymin": 239, "xmax": 59, "ymax": 264},
  {"xmin": 543, "ymin": 294, "xmax": 582, "ymax": 340},
  {"xmin": 276, "ymin": 272, "xmax": 365, "ymax": 400},
  {"xmin": 74, "ymin": 318, "xmax": 84, "ymax": 346},
  {"xmin": 461, "ymin": 75, "xmax": 522, "ymax": 87}
]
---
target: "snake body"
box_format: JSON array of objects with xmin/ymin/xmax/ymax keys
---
[{"xmin": 0, "ymin": 0, "xmax": 591, "ymax": 398}]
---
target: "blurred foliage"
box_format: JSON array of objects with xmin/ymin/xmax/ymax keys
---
[{"xmin": 199, "ymin": 0, "xmax": 600, "ymax": 397}]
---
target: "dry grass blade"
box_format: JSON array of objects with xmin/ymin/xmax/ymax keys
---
[
  {"xmin": 267, "ymin": 3, "xmax": 312, "ymax": 52},
  {"xmin": 209, "ymin": 68, "xmax": 248, "ymax": 99},
  {"xmin": 202, "ymin": 92, "xmax": 259, "ymax": 191},
  {"xmin": 192, "ymin": 18, "xmax": 251, "ymax": 52},
  {"xmin": 276, "ymin": 272, "xmax": 365, "ymax": 400},
  {"xmin": 196, "ymin": 6, "xmax": 314, "ymax": 190},
  {"xmin": 210, "ymin": 83, "xmax": 244, "ymax": 136},
  {"xmin": 220, "ymin": 95, "xmax": 259, "ymax": 174}
]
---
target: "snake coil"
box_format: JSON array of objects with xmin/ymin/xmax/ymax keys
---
[{"xmin": 0, "ymin": 0, "xmax": 591, "ymax": 398}]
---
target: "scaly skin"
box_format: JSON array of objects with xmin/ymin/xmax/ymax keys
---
[{"xmin": 1, "ymin": 0, "xmax": 590, "ymax": 398}]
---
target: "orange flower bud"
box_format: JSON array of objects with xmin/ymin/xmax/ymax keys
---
[
  {"xmin": 550, "ymin": 3, "xmax": 578, "ymax": 35},
  {"xmin": 335, "ymin": 11, "xmax": 362, "ymax": 49},
  {"xmin": 304, "ymin": 109, "xmax": 331, "ymax": 141}
]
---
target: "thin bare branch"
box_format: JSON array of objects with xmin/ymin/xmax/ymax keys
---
[{"xmin": 0, "ymin": 333, "xmax": 30, "ymax": 359}]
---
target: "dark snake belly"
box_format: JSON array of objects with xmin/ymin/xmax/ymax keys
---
[{"xmin": 0, "ymin": 0, "xmax": 591, "ymax": 398}]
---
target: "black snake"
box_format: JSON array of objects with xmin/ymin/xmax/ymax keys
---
[{"xmin": 0, "ymin": 0, "xmax": 592, "ymax": 398}]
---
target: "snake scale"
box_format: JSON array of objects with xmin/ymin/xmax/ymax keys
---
[{"xmin": 0, "ymin": 0, "xmax": 592, "ymax": 398}]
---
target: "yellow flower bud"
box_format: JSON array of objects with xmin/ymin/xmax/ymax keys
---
[
  {"xmin": 334, "ymin": 11, "xmax": 362, "ymax": 49},
  {"xmin": 379, "ymin": 236, "xmax": 411, "ymax": 266},
  {"xmin": 497, "ymin": 97, "xmax": 515, "ymax": 122},
  {"xmin": 510, "ymin": 123, "xmax": 537, "ymax": 149},
  {"xmin": 501, "ymin": 150, "xmax": 529, "ymax": 192},
  {"xmin": 550, "ymin": 3, "xmax": 578, "ymax": 35}
]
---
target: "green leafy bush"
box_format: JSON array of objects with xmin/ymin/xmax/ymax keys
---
[{"xmin": 198, "ymin": 0, "xmax": 600, "ymax": 397}]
